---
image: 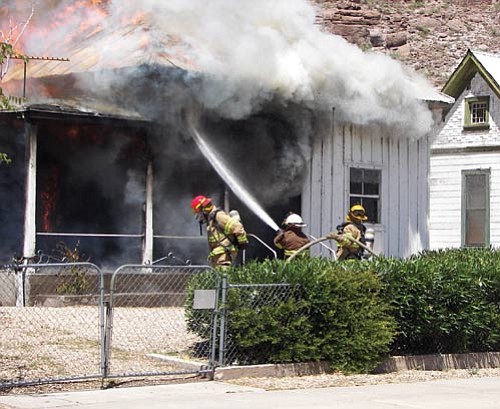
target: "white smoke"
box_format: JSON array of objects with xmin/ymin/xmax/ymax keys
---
[
  {"xmin": 7, "ymin": 0, "xmax": 436, "ymax": 138},
  {"xmin": 124, "ymin": 169, "xmax": 145, "ymax": 206}
]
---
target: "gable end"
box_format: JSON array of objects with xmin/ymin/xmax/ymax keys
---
[{"xmin": 442, "ymin": 49, "xmax": 500, "ymax": 100}]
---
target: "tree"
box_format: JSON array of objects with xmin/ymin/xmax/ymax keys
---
[
  {"xmin": 0, "ymin": 2, "xmax": 34, "ymax": 109},
  {"xmin": 0, "ymin": 3, "xmax": 34, "ymax": 163}
]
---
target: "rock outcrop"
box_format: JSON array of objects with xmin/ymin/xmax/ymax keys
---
[{"xmin": 314, "ymin": 0, "xmax": 500, "ymax": 87}]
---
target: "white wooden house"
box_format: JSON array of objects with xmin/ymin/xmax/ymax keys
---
[
  {"xmin": 303, "ymin": 95, "xmax": 452, "ymax": 259},
  {"xmin": 429, "ymin": 49, "xmax": 500, "ymax": 249}
]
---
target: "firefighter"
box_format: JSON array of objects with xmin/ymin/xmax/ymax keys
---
[
  {"xmin": 335, "ymin": 204, "xmax": 368, "ymax": 260},
  {"xmin": 190, "ymin": 195, "xmax": 248, "ymax": 269},
  {"xmin": 273, "ymin": 213, "xmax": 311, "ymax": 260}
]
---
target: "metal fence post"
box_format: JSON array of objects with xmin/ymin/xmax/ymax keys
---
[
  {"xmin": 102, "ymin": 301, "xmax": 112, "ymax": 380},
  {"xmin": 209, "ymin": 273, "xmax": 220, "ymax": 370},
  {"xmin": 15, "ymin": 265, "xmax": 25, "ymax": 307},
  {"xmin": 218, "ymin": 274, "xmax": 228, "ymax": 367}
]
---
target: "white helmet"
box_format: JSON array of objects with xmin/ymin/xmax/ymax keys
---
[{"xmin": 285, "ymin": 213, "xmax": 307, "ymax": 227}]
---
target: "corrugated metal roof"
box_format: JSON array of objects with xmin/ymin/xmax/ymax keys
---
[
  {"xmin": 415, "ymin": 88, "xmax": 455, "ymax": 104},
  {"xmin": 4, "ymin": 23, "xmax": 196, "ymax": 82},
  {"xmin": 3, "ymin": 13, "xmax": 452, "ymax": 110},
  {"xmin": 406, "ymin": 74, "xmax": 455, "ymax": 104}
]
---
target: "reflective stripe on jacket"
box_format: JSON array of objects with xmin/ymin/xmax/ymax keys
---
[
  {"xmin": 336, "ymin": 221, "xmax": 365, "ymax": 260},
  {"xmin": 284, "ymin": 248, "xmax": 310, "ymax": 259},
  {"xmin": 273, "ymin": 229, "xmax": 310, "ymax": 259},
  {"xmin": 337, "ymin": 223, "xmax": 364, "ymax": 249},
  {"xmin": 207, "ymin": 208, "xmax": 248, "ymax": 258}
]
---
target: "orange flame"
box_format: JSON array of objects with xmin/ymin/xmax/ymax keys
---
[
  {"xmin": 5, "ymin": 0, "xmax": 110, "ymax": 54},
  {"xmin": 40, "ymin": 165, "xmax": 60, "ymax": 233}
]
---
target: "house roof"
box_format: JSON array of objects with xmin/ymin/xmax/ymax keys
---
[
  {"xmin": 442, "ymin": 49, "xmax": 500, "ymax": 99},
  {"xmin": 3, "ymin": 22, "xmax": 195, "ymax": 83},
  {"xmin": 3, "ymin": 10, "xmax": 452, "ymax": 115},
  {"xmin": 414, "ymin": 87, "xmax": 455, "ymax": 104},
  {"xmin": 2, "ymin": 99, "xmax": 150, "ymax": 125}
]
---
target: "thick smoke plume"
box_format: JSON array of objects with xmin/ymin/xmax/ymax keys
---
[
  {"xmin": 0, "ymin": 0, "xmax": 440, "ymax": 264},
  {"xmin": 3, "ymin": 0, "xmax": 435, "ymax": 137}
]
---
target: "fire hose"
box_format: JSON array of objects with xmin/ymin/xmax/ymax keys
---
[{"xmin": 285, "ymin": 232, "xmax": 378, "ymax": 263}]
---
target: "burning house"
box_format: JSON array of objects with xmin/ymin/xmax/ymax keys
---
[{"xmin": 0, "ymin": 0, "xmax": 453, "ymax": 267}]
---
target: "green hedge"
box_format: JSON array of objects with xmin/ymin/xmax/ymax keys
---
[
  {"xmin": 186, "ymin": 248, "xmax": 500, "ymax": 372},
  {"xmin": 186, "ymin": 258, "xmax": 396, "ymax": 373},
  {"xmin": 375, "ymin": 248, "xmax": 500, "ymax": 355}
]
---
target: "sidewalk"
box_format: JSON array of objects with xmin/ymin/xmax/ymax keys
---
[{"xmin": 1, "ymin": 377, "xmax": 500, "ymax": 409}]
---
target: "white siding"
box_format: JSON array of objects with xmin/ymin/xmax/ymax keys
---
[
  {"xmin": 429, "ymin": 152, "xmax": 500, "ymax": 249},
  {"xmin": 303, "ymin": 111, "xmax": 430, "ymax": 258},
  {"xmin": 418, "ymin": 134, "xmax": 430, "ymax": 251},
  {"xmin": 433, "ymin": 73, "xmax": 500, "ymax": 150}
]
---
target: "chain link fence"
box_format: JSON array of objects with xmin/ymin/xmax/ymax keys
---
[
  {"xmin": 0, "ymin": 262, "xmax": 104, "ymax": 387},
  {"xmin": 0, "ymin": 261, "xmax": 220, "ymax": 388},
  {"xmin": 104, "ymin": 264, "xmax": 219, "ymax": 378},
  {"xmin": 0, "ymin": 259, "xmax": 301, "ymax": 388},
  {"xmin": 218, "ymin": 277, "xmax": 300, "ymax": 367}
]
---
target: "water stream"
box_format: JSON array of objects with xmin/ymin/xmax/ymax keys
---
[{"xmin": 188, "ymin": 120, "xmax": 280, "ymax": 232}]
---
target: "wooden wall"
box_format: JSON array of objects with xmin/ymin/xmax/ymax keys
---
[
  {"xmin": 302, "ymin": 111, "xmax": 430, "ymax": 258},
  {"xmin": 429, "ymin": 151, "xmax": 500, "ymax": 249}
]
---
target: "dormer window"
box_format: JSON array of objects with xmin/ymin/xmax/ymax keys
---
[{"xmin": 464, "ymin": 96, "xmax": 489, "ymax": 130}]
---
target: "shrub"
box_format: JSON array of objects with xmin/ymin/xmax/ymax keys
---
[
  {"xmin": 186, "ymin": 258, "xmax": 396, "ymax": 373},
  {"xmin": 54, "ymin": 241, "xmax": 91, "ymax": 295},
  {"xmin": 376, "ymin": 248, "xmax": 500, "ymax": 355},
  {"xmin": 185, "ymin": 248, "xmax": 500, "ymax": 370}
]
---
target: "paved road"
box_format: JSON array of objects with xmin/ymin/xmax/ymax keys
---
[{"xmin": 1, "ymin": 377, "xmax": 500, "ymax": 409}]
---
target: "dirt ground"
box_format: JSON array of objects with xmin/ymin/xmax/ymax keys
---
[
  {"xmin": 2, "ymin": 305, "xmax": 500, "ymax": 395},
  {"xmin": 3, "ymin": 368, "xmax": 500, "ymax": 396}
]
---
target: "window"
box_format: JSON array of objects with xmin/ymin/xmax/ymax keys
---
[
  {"xmin": 462, "ymin": 169, "xmax": 490, "ymax": 247},
  {"xmin": 464, "ymin": 96, "xmax": 489, "ymax": 129},
  {"xmin": 349, "ymin": 168, "xmax": 381, "ymax": 223}
]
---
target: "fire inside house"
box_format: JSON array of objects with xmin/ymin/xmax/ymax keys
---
[
  {"xmin": 0, "ymin": 0, "xmax": 452, "ymax": 267},
  {"xmin": 0, "ymin": 96, "xmax": 305, "ymax": 267}
]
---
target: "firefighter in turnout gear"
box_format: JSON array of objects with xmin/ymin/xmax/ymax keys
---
[
  {"xmin": 335, "ymin": 204, "xmax": 367, "ymax": 260},
  {"xmin": 273, "ymin": 213, "xmax": 311, "ymax": 260},
  {"xmin": 191, "ymin": 195, "xmax": 248, "ymax": 269}
]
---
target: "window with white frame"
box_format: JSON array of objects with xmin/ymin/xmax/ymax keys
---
[
  {"xmin": 462, "ymin": 169, "xmax": 490, "ymax": 247},
  {"xmin": 464, "ymin": 96, "xmax": 489, "ymax": 129},
  {"xmin": 349, "ymin": 168, "xmax": 381, "ymax": 223}
]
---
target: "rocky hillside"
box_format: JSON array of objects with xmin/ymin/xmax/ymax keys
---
[{"xmin": 314, "ymin": 0, "xmax": 500, "ymax": 88}]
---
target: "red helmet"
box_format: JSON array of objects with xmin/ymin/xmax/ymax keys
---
[{"xmin": 191, "ymin": 195, "xmax": 212, "ymax": 213}]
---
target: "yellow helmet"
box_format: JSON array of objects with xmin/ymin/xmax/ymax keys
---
[{"xmin": 349, "ymin": 204, "xmax": 368, "ymax": 222}]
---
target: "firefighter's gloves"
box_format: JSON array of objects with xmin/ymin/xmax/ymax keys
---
[
  {"xmin": 238, "ymin": 242, "xmax": 248, "ymax": 250},
  {"xmin": 326, "ymin": 232, "xmax": 342, "ymax": 241},
  {"xmin": 333, "ymin": 233, "xmax": 357, "ymax": 248}
]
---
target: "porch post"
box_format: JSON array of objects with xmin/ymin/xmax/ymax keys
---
[
  {"xmin": 19, "ymin": 122, "xmax": 38, "ymax": 306},
  {"xmin": 22, "ymin": 122, "xmax": 37, "ymax": 260},
  {"xmin": 142, "ymin": 160, "xmax": 154, "ymax": 265}
]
